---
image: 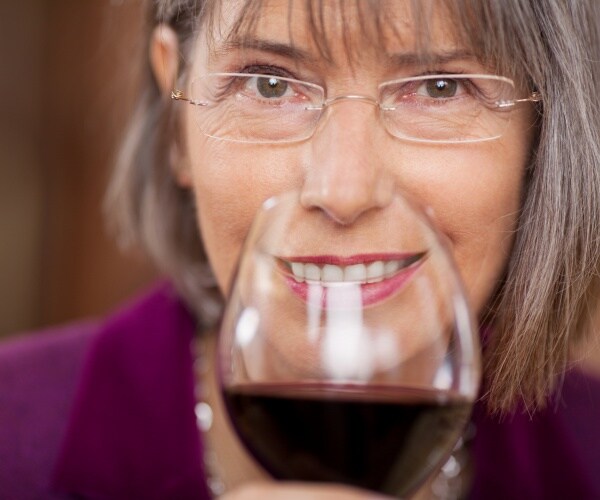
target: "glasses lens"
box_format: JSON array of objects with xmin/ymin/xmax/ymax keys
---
[
  {"xmin": 190, "ymin": 73, "xmax": 324, "ymax": 143},
  {"xmin": 379, "ymin": 75, "xmax": 516, "ymax": 143}
]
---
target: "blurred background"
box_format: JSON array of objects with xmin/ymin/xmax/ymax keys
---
[{"xmin": 0, "ymin": 0, "xmax": 157, "ymax": 338}]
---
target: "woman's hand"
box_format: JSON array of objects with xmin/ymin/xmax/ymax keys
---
[{"xmin": 221, "ymin": 481, "xmax": 390, "ymax": 499}]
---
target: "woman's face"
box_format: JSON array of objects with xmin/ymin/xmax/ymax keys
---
[{"xmin": 180, "ymin": 0, "xmax": 536, "ymax": 320}]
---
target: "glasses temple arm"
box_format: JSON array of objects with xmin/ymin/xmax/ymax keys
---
[
  {"xmin": 171, "ymin": 90, "xmax": 207, "ymax": 107},
  {"xmin": 496, "ymin": 91, "xmax": 542, "ymax": 109}
]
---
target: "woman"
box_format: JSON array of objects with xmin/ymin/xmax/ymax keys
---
[{"xmin": 12, "ymin": 0, "xmax": 599, "ymax": 498}]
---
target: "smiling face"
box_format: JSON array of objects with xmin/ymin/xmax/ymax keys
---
[{"xmin": 177, "ymin": 0, "xmax": 536, "ymax": 323}]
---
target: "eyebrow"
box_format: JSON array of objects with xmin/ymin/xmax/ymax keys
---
[
  {"xmin": 211, "ymin": 37, "xmax": 318, "ymax": 65},
  {"xmin": 211, "ymin": 37, "xmax": 479, "ymax": 72},
  {"xmin": 387, "ymin": 49, "xmax": 478, "ymax": 68}
]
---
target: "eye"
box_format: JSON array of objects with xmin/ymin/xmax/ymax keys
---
[
  {"xmin": 252, "ymin": 76, "xmax": 291, "ymax": 99},
  {"xmin": 380, "ymin": 76, "xmax": 469, "ymax": 106},
  {"xmin": 421, "ymin": 78, "xmax": 460, "ymax": 98}
]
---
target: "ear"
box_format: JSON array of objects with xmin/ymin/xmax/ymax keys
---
[
  {"xmin": 150, "ymin": 25, "xmax": 193, "ymax": 188},
  {"xmin": 169, "ymin": 143, "xmax": 193, "ymax": 187},
  {"xmin": 150, "ymin": 24, "xmax": 180, "ymax": 95}
]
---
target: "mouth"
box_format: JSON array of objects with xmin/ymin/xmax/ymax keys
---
[{"xmin": 277, "ymin": 252, "xmax": 427, "ymax": 307}]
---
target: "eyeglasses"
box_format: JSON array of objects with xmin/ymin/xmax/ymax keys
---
[{"xmin": 172, "ymin": 72, "xmax": 541, "ymax": 144}]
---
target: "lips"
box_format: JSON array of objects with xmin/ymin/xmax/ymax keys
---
[{"xmin": 278, "ymin": 252, "xmax": 426, "ymax": 307}]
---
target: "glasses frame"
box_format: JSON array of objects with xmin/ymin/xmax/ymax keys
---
[{"xmin": 172, "ymin": 72, "xmax": 542, "ymax": 144}]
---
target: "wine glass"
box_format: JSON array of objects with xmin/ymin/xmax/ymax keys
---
[{"xmin": 217, "ymin": 189, "xmax": 481, "ymax": 498}]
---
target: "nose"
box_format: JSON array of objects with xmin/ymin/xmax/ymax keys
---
[{"xmin": 300, "ymin": 100, "xmax": 394, "ymax": 225}]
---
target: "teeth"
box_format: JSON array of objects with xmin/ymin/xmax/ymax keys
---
[
  {"xmin": 384, "ymin": 260, "xmax": 400, "ymax": 277},
  {"xmin": 290, "ymin": 262, "xmax": 305, "ymax": 282},
  {"xmin": 344, "ymin": 264, "xmax": 366, "ymax": 282},
  {"xmin": 304, "ymin": 263, "xmax": 321, "ymax": 282},
  {"xmin": 322, "ymin": 264, "xmax": 344, "ymax": 282},
  {"xmin": 366, "ymin": 261, "xmax": 385, "ymax": 283},
  {"xmin": 288, "ymin": 258, "xmax": 417, "ymax": 284}
]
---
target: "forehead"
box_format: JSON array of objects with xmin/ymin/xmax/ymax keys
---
[{"xmin": 204, "ymin": 0, "xmax": 465, "ymax": 67}]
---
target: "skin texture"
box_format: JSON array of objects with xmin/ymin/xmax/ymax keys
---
[{"xmin": 151, "ymin": 0, "xmax": 537, "ymax": 497}]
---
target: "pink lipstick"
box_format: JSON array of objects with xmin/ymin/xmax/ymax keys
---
[{"xmin": 278, "ymin": 252, "xmax": 426, "ymax": 308}]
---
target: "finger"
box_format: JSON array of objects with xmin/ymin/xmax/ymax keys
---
[{"xmin": 221, "ymin": 481, "xmax": 390, "ymax": 500}]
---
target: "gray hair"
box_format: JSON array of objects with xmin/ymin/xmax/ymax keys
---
[{"xmin": 105, "ymin": 0, "xmax": 600, "ymax": 412}]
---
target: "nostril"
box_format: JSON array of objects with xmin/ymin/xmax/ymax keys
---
[{"xmin": 300, "ymin": 178, "xmax": 394, "ymax": 226}]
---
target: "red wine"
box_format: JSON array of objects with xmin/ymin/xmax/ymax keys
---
[{"xmin": 223, "ymin": 384, "xmax": 472, "ymax": 497}]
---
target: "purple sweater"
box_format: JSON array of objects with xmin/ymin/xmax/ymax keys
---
[{"xmin": 2, "ymin": 282, "xmax": 599, "ymax": 498}]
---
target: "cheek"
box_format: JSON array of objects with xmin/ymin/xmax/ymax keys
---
[
  {"xmin": 399, "ymin": 141, "xmax": 528, "ymax": 314},
  {"xmin": 188, "ymin": 140, "xmax": 303, "ymax": 293}
]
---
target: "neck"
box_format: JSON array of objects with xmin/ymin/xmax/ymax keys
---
[{"xmin": 194, "ymin": 331, "xmax": 268, "ymax": 495}]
